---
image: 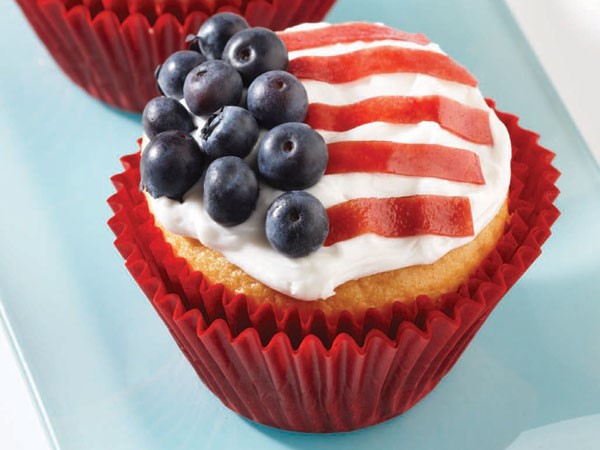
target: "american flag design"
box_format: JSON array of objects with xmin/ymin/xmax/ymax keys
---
[{"xmin": 150, "ymin": 22, "xmax": 511, "ymax": 299}]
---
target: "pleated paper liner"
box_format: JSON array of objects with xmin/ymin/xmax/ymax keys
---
[
  {"xmin": 15, "ymin": 0, "xmax": 336, "ymax": 112},
  {"xmin": 107, "ymin": 102, "xmax": 560, "ymax": 432}
]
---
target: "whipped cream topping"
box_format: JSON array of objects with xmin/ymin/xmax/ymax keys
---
[{"xmin": 145, "ymin": 22, "xmax": 512, "ymax": 300}]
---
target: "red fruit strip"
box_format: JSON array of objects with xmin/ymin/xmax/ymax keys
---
[
  {"xmin": 289, "ymin": 46, "xmax": 477, "ymax": 86},
  {"xmin": 325, "ymin": 195, "xmax": 474, "ymax": 246},
  {"xmin": 326, "ymin": 141, "xmax": 485, "ymax": 184},
  {"xmin": 279, "ymin": 23, "xmax": 430, "ymax": 51},
  {"xmin": 306, "ymin": 96, "xmax": 492, "ymax": 145}
]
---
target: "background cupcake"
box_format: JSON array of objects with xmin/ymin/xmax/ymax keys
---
[{"xmin": 15, "ymin": 0, "xmax": 336, "ymax": 112}]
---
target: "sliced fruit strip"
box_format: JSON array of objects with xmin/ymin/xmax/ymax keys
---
[
  {"xmin": 306, "ymin": 96, "xmax": 492, "ymax": 145},
  {"xmin": 280, "ymin": 23, "xmax": 430, "ymax": 51},
  {"xmin": 289, "ymin": 46, "xmax": 477, "ymax": 86},
  {"xmin": 326, "ymin": 141, "xmax": 485, "ymax": 184},
  {"xmin": 325, "ymin": 195, "xmax": 474, "ymax": 246}
]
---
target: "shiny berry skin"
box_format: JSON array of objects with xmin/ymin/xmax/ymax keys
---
[
  {"xmin": 203, "ymin": 156, "xmax": 259, "ymax": 227},
  {"xmin": 257, "ymin": 122, "xmax": 328, "ymax": 190},
  {"xmin": 247, "ymin": 70, "xmax": 308, "ymax": 128},
  {"xmin": 265, "ymin": 191, "xmax": 329, "ymax": 258},
  {"xmin": 142, "ymin": 97, "xmax": 195, "ymax": 138},
  {"xmin": 183, "ymin": 60, "xmax": 243, "ymax": 117},
  {"xmin": 140, "ymin": 131, "xmax": 205, "ymax": 202},
  {"xmin": 222, "ymin": 27, "xmax": 288, "ymax": 85},
  {"xmin": 201, "ymin": 106, "xmax": 259, "ymax": 160},
  {"xmin": 196, "ymin": 12, "xmax": 249, "ymax": 60},
  {"xmin": 156, "ymin": 50, "xmax": 206, "ymax": 99}
]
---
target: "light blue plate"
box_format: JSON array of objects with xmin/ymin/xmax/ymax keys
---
[{"xmin": 1, "ymin": 1, "xmax": 599, "ymax": 449}]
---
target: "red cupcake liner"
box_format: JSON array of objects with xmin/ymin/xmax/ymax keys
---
[
  {"xmin": 107, "ymin": 102, "xmax": 560, "ymax": 431},
  {"xmin": 15, "ymin": 0, "xmax": 336, "ymax": 112}
]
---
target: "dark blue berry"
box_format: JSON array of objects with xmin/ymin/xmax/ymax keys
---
[
  {"xmin": 201, "ymin": 106, "xmax": 259, "ymax": 159},
  {"xmin": 157, "ymin": 50, "xmax": 206, "ymax": 99},
  {"xmin": 222, "ymin": 27, "xmax": 288, "ymax": 85},
  {"xmin": 196, "ymin": 13, "xmax": 250, "ymax": 60},
  {"xmin": 257, "ymin": 122, "xmax": 328, "ymax": 190},
  {"xmin": 203, "ymin": 156, "xmax": 259, "ymax": 226},
  {"xmin": 140, "ymin": 130, "xmax": 205, "ymax": 202},
  {"xmin": 142, "ymin": 97, "xmax": 195, "ymax": 138},
  {"xmin": 247, "ymin": 70, "xmax": 308, "ymax": 128},
  {"xmin": 183, "ymin": 60, "xmax": 243, "ymax": 117},
  {"xmin": 265, "ymin": 191, "xmax": 329, "ymax": 257}
]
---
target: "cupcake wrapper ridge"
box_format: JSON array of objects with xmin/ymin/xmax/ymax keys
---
[
  {"xmin": 16, "ymin": 0, "xmax": 336, "ymax": 112},
  {"xmin": 107, "ymin": 102, "xmax": 560, "ymax": 432}
]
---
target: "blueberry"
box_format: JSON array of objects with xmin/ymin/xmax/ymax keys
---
[
  {"xmin": 257, "ymin": 123, "xmax": 328, "ymax": 190},
  {"xmin": 140, "ymin": 130, "xmax": 205, "ymax": 202},
  {"xmin": 183, "ymin": 60, "xmax": 243, "ymax": 117},
  {"xmin": 201, "ymin": 106, "xmax": 259, "ymax": 160},
  {"xmin": 222, "ymin": 27, "xmax": 288, "ymax": 85},
  {"xmin": 196, "ymin": 13, "xmax": 250, "ymax": 60},
  {"xmin": 203, "ymin": 156, "xmax": 259, "ymax": 226},
  {"xmin": 156, "ymin": 50, "xmax": 206, "ymax": 99},
  {"xmin": 247, "ymin": 71, "xmax": 308, "ymax": 128},
  {"xmin": 142, "ymin": 97, "xmax": 196, "ymax": 138},
  {"xmin": 265, "ymin": 191, "xmax": 329, "ymax": 257}
]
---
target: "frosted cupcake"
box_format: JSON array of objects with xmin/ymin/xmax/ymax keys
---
[{"xmin": 109, "ymin": 20, "xmax": 560, "ymax": 431}]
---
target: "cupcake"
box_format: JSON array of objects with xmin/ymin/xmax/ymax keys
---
[
  {"xmin": 15, "ymin": 0, "xmax": 336, "ymax": 112},
  {"xmin": 108, "ymin": 20, "xmax": 560, "ymax": 432}
]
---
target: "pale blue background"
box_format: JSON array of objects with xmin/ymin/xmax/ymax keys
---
[{"xmin": 1, "ymin": 0, "xmax": 599, "ymax": 449}]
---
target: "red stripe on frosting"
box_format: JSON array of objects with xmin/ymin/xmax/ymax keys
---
[
  {"xmin": 325, "ymin": 195, "xmax": 474, "ymax": 246},
  {"xmin": 326, "ymin": 141, "xmax": 485, "ymax": 184},
  {"xmin": 306, "ymin": 96, "xmax": 493, "ymax": 145},
  {"xmin": 280, "ymin": 23, "xmax": 430, "ymax": 51},
  {"xmin": 289, "ymin": 46, "xmax": 477, "ymax": 86}
]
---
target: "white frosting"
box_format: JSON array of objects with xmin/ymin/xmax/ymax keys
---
[
  {"xmin": 288, "ymin": 39, "xmax": 444, "ymax": 59},
  {"xmin": 145, "ymin": 23, "xmax": 512, "ymax": 300}
]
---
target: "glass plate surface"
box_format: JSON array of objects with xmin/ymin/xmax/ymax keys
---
[{"xmin": 1, "ymin": 0, "xmax": 599, "ymax": 449}]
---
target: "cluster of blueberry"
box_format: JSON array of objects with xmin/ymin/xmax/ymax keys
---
[{"xmin": 140, "ymin": 13, "xmax": 329, "ymax": 258}]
